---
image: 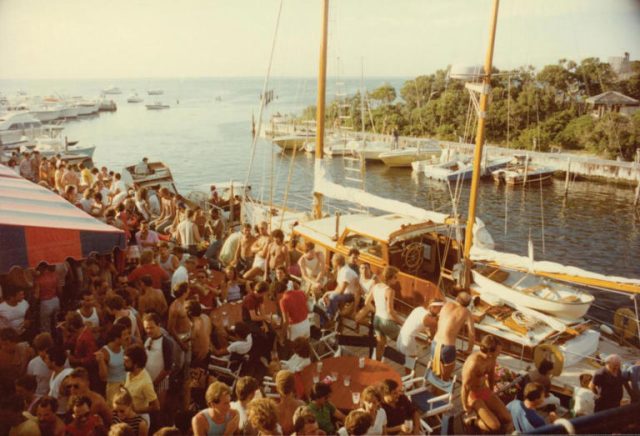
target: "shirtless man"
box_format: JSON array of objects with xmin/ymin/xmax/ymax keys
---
[
  {"xmin": 264, "ymin": 229, "xmax": 289, "ymax": 280},
  {"xmin": 431, "ymin": 292, "xmax": 475, "ymax": 380},
  {"xmin": 243, "ymin": 221, "xmax": 270, "ymax": 281},
  {"xmin": 298, "ymin": 241, "xmax": 325, "ymax": 298},
  {"xmin": 152, "ymin": 188, "xmax": 176, "ymax": 234},
  {"xmin": 168, "ymin": 282, "xmax": 192, "ymax": 352},
  {"xmin": 185, "ymin": 300, "xmax": 212, "ymax": 368},
  {"xmin": 137, "ymin": 275, "xmax": 168, "ymax": 317},
  {"xmin": 234, "ymin": 223, "xmax": 256, "ymax": 273},
  {"xmin": 461, "ymin": 335, "xmax": 513, "ymax": 433}
]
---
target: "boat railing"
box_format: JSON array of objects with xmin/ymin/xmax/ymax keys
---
[{"xmin": 527, "ymin": 401, "xmax": 640, "ymax": 434}]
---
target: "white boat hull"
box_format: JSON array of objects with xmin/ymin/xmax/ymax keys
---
[
  {"xmin": 379, "ymin": 147, "xmax": 441, "ymax": 167},
  {"xmin": 30, "ymin": 109, "xmax": 62, "ymax": 123},
  {"xmin": 471, "ymin": 269, "xmax": 594, "ymax": 320}
]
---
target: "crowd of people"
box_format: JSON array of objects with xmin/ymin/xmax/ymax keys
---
[{"xmin": 1, "ymin": 152, "xmax": 639, "ymax": 435}]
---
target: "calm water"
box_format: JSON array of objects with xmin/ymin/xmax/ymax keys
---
[{"xmin": 2, "ymin": 78, "xmax": 639, "ymax": 314}]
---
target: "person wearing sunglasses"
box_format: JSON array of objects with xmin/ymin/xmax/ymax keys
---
[{"xmin": 65, "ymin": 395, "xmax": 105, "ymax": 436}]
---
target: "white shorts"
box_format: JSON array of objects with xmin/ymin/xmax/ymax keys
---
[
  {"xmin": 289, "ymin": 318, "xmax": 311, "ymax": 341},
  {"xmin": 252, "ymin": 255, "xmax": 266, "ymax": 270}
]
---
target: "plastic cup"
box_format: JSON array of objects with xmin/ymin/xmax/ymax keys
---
[
  {"xmin": 343, "ymin": 375, "xmax": 351, "ymax": 386},
  {"xmin": 316, "ymin": 362, "xmax": 323, "ymax": 373},
  {"xmin": 352, "ymin": 391, "xmax": 360, "ymax": 405},
  {"xmin": 404, "ymin": 420, "xmax": 413, "ymax": 433},
  {"xmin": 358, "ymin": 357, "xmax": 365, "ymax": 369}
]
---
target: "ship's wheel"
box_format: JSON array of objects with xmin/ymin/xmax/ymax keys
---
[{"xmin": 401, "ymin": 242, "xmax": 424, "ymax": 273}]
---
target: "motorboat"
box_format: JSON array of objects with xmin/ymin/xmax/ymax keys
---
[
  {"xmin": 127, "ymin": 93, "xmax": 144, "ymax": 103},
  {"xmin": 102, "ymin": 86, "xmax": 122, "ymax": 95},
  {"xmin": 492, "ymin": 155, "xmax": 555, "ymax": 185},
  {"xmin": 29, "ymin": 125, "xmax": 96, "ymax": 158},
  {"xmin": 145, "ymin": 102, "xmax": 170, "ymax": 110},
  {"xmin": 424, "ymin": 156, "xmax": 512, "ymax": 182},
  {"xmin": 75, "ymin": 100, "xmax": 100, "ymax": 116},
  {"xmin": 272, "ymin": 133, "xmax": 313, "ymax": 151},
  {"xmin": 99, "ymin": 99, "xmax": 117, "ymax": 112},
  {"xmin": 29, "ymin": 106, "xmax": 63, "ymax": 123},
  {"xmin": 351, "ymin": 140, "xmax": 393, "ymax": 162},
  {"xmin": 59, "ymin": 105, "xmax": 79, "ymax": 119},
  {"xmin": 0, "ymin": 111, "xmax": 42, "ymax": 149},
  {"xmin": 471, "ymin": 263, "xmax": 595, "ymax": 320},
  {"xmin": 147, "ymin": 89, "xmax": 164, "ymax": 96},
  {"xmin": 378, "ymin": 141, "xmax": 442, "ymax": 167}
]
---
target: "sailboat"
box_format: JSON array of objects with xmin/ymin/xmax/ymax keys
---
[{"xmin": 283, "ymin": 0, "xmax": 640, "ymax": 383}]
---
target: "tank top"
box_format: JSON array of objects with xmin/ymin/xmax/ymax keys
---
[
  {"xmin": 301, "ymin": 255, "xmax": 320, "ymax": 278},
  {"xmin": 372, "ymin": 283, "xmax": 392, "ymax": 320},
  {"xmin": 200, "ymin": 409, "xmax": 233, "ymax": 436},
  {"xmin": 77, "ymin": 307, "xmax": 100, "ymax": 327},
  {"xmin": 157, "ymin": 254, "xmax": 177, "ymax": 275},
  {"xmin": 104, "ymin": 345, "xmax": 126, "ymax": 383}
]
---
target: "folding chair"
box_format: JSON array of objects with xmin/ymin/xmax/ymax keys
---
[
  {"xmin": 381, "ymin": 346, "xmax": 416, "ymax": 389},
  {"xmin": 405, "ymin": 367, "xmax": 457, "ymax": 435},
  {"xmin": 334, "ymin": 333, "xmax": 377, "ymax": 358},
  {"xmin": 208, "ymin": 353, "xmax": 246, "ymax": 391},
  {"xmin": 309, "ymin": 325, "xmax": 339, "ymax": 360}
]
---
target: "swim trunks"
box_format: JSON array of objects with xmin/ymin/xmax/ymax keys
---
[{"xmin": 430, "ymin": 340, "xmax": 457, "ymax": 364}]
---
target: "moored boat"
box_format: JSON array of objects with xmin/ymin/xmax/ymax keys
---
[
  {"xmin": 378, "ymin": 142, "xmax": 442, "ymax": 167},
  {"xmin": 147, "ymin": 89, "xmax": 164, "ymax": 95},
  {"xmin": 492, "ymin": 155, "xmax": 555, "ymax": 185},
  {"xmin": 424, "ymin": 156, "xmax": 512, "ymax": 182},
  {"xmin": 272, "ymin": 133, "xmax": 313, "ymax": 151},
  {"xmin": 351, "ymin": 140, "xmax": 393, "ymax": 162},
  {"xmin": 102, "ymin": 85, "xmax": 122, "ymax": 95},
  {"xmin": 145, "ymin": 102, "xmax": 170, "ymax": 110},
  {"xmin": 127, "ymin": 93, "xmax": 144, "ymax": 103}
]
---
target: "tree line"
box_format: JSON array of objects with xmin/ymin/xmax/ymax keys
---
[{"xmin": 299, "ymin": 57, "xmax": 640, "ymax": 161}]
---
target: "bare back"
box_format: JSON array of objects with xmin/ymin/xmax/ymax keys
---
[{"xmin": 433, "ymin": 301, "xmax": 471, "ymax": 346}]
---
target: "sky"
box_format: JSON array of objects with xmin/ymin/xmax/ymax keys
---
[{"xmin": 0, "ymin": 0, "xmax": 639, "ymax": 80}]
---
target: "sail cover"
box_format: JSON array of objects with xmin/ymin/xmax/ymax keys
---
[{"xmin": 0, "ymin": 168, "xmax": 126, "ymax": 272}]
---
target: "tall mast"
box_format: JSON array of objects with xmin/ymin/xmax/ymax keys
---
[
  {"xmin": 313, "ymin": 0, "xmax": 330, "ymax": 219},
  {"xmin": 463, "ymin": 0, "xmax": 500, "ymax": 260}
]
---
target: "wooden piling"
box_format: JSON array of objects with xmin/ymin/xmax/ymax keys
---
[
  {"xmin": 564, "ymin": 159, "xmax": 571, "ymax": 196},
  {"xmin": 523, "ymin": 152, "xmax": 529, "ymax": 186}
]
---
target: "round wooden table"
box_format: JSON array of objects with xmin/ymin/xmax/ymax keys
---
[{"xmin": 300, "ymin": 356, "xmax": 402, "ymax": 410}]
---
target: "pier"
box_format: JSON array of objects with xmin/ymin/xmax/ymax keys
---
[{"xmin": 262, "ymin": 122, "xmax": 640, "ymax": 186}]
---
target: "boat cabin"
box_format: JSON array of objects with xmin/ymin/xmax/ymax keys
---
[{"xmin": 292, "ymin": 213, "xmax": 463, "ymax": 309}]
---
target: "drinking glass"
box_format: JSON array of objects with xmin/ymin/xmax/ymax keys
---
[
  {"xmin": 313, "ymin": 374, "xmax": 320, "ymax": 384},
  {"xmin": 358, "ymin": 357, "xmax": 365, "ymax": 369},
  {"xmin": 352, "ymin": 391, "xmax": 360, "ymax": 405},
  {"xmin": 331, "ymin": 371, "xmax": 338, "ymax": 381},
  {"xmin": 316, "ymin": 362, "xmax": 323, "ymax": 373},
  {"xmin": 343, "ymin": 375, "xmax": 351, "ymax": 386},
  {"xmin": 403, "ymin": 420, "xmax": 413, "ymax": 433}
]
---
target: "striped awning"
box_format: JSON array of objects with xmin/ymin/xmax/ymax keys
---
[{"xmin": 0, "ymin": 166, "xmax": 126, "ymax": 272}]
